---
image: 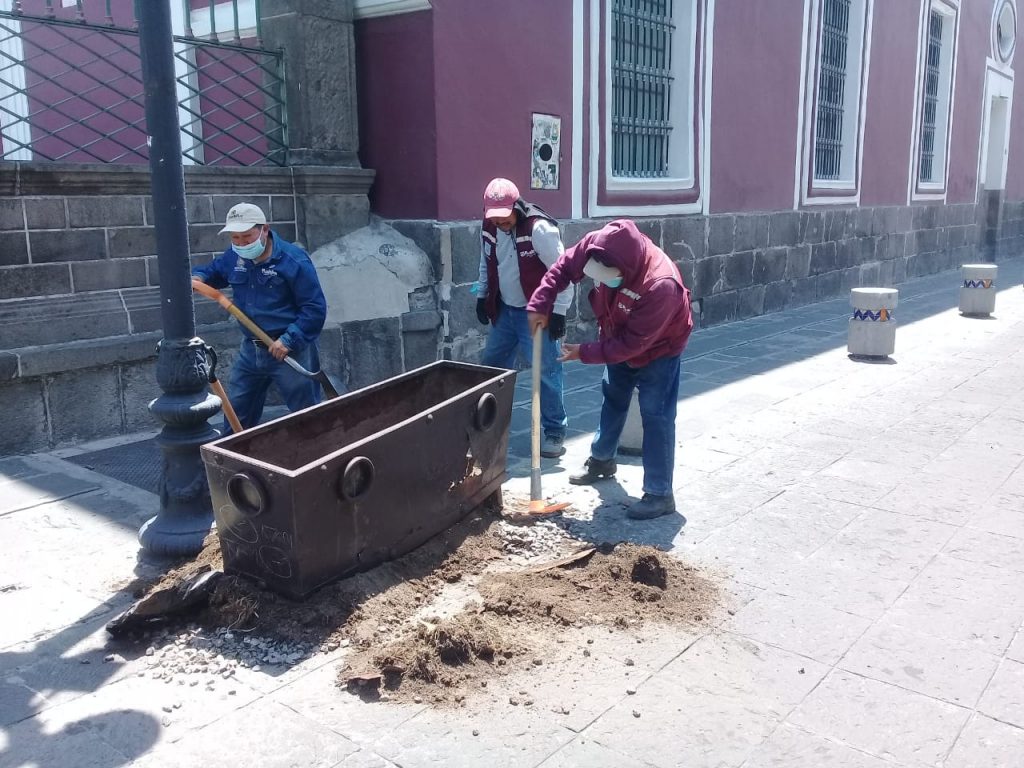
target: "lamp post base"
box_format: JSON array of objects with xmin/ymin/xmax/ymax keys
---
[{"xmin": 138, "ymin": 337, "xmax": 222, "ymax": 557}]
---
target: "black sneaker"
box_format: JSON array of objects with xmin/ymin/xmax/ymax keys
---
[
  {"xmin": 627, "ymin": 493, "xmax": 676, "ymax": 520},
  {"xmin": 568, "ymin": 457, "xmax": 617, "ymax": 485},
  {"xmin": 541, "ymin": 434, "xmax": 566, "ymax": 458}
]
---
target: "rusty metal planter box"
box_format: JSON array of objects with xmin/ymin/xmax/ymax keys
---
[{"xmin": 201, "ymin": 361, "xmax": 516, "ymax": 599}]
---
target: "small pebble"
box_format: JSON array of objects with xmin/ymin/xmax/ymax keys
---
[
  {"xmin": 626, "ymin": 688, "xmax": 637, "ymax": 695},
  {"xmin": 472, "ymin": 730, "xmax": 480, "ymax": 737},
  {"xmin": 509, "ymin": 697, "xmax": 519, "ymax": 706},
  {"xmin": 624, "ymin": 658, "xmax": 635, "ymax": 667},
  {"xmin": 632, "ymin": 710, "xmax": 641, "ymax": 718},
  {"xmin": 583, "ymin": 649, "xmax": 591, "ymax": 657}
]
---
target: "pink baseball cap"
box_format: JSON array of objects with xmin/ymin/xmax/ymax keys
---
[{"xmin": 483, "ymin": 177, "xmax": 519, "ymax": 218}]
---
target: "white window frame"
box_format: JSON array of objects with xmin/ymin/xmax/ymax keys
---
[
  {"xmin": 604, "ymin": 0, "xmax": 697, "ymax": 192},
  {"xmin": 353, "ymin": 0, "xmax": 431, "ymax": 20},
  {"xmin": 993, "ymin": 0, "xmax": 1017, "ymax": 67},
  {"xmin": 584, "ymin": 0, "xmax": 713, "ymax": 218},
  {"xmin": 910, "ymin": 0, "xmax": 958, "ymax": 199},
  {"xmin": 796, "ymin": 0, "xmax": 874, "ymax": 207}
]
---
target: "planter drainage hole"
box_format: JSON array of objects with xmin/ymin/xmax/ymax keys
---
[
  {"xmin": 475, "ymin": 393, "xmax": 498, "ymax": 431},
  {"xmin": 340, "ymin": 456, "xmax": 374, "ymax": 500},
  {"xmin": 227, "ymin": 473, "xmax": 266, "ymax": 517}
]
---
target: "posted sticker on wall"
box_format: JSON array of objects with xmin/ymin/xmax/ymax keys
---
[{"xmin": 531, "ymin": 113, "xmax": 561, "ymax": 190}]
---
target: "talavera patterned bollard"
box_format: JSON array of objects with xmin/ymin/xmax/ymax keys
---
[
  {"xmin": 848, "ymin": 287, "xmax": 898, "ymax": 359},
  {"xmin": 959, "ymin": 264, "xmax": 997, "ymax": 316}
]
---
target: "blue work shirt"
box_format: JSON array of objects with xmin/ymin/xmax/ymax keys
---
[{"xmin": 192, "ymin": 231, "xmax": 327, "ymax": 353}]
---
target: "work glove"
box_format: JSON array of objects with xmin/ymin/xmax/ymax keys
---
[
  {"xmin": 548, "ymin": 313, "xmax": 566, "ymax": 341},
  {"xmin": 475, "ymin": 298, "xmax": 489, "ymax": 325}
]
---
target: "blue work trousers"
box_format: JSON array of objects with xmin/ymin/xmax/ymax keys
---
[
  {"xmin": 481, "ymin": 303, "xmax": 567, "ymax": 439},
  {"xmin": 590, "ymin": 353, "xmax": 681, "ymax": 496},
  {"xmin": 225, "ymin": 339, "xmax": 322, "ymax": 431}
]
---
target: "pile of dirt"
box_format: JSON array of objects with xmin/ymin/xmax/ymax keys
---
[
  {"xmin": 133, "ymin": 506, "xmax": 507, "ymax": 648},
  {"xmin": 121, "ymin": 497, "xmax": 723, "ymax": 707},
  {"xmin": 478, "ymin": 544, "xmax": 715, "ymax": 628},
  {"xmin": 340, "ymin": 544, "xmax": 719, "ymax": 704}
]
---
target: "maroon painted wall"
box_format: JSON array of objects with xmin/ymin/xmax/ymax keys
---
[
  {"xmin": 709, "ymin": 0, "xmax": 804, "ymax": 213},
  {"xmin": 430, "ymin": 0, "xmax": 574, "ymax": 221},
  {"xmin": 947, "ymin": 0, "xmax": 992, "ymax": 203},
  {"xmin": 355, "ymin": 11, "xmax": 438, "ymax": 218},
  {"xmin": 1006, "ymin": 58, "xmax": 1024, "ymax": 200},
  {"xmin": 860, "ymin": 2, "xmax": 919, "ymax": 206}
]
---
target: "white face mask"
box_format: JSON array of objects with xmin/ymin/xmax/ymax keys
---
[
  {"xmin": 583, "ymin": 257, "xmax": 623, "ymax": 288},
  {"xmin": 231, "ymin": 232, "xmax": 266, "ymax": 260}
]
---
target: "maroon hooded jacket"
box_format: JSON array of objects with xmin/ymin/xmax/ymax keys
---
[{"xmin": 527, "ymin": 219, "xmax": 693, "ymax": 367}]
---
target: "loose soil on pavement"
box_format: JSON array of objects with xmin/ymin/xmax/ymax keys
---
[{"xmin": 130, "ymin": 493, "xmax": 722, "ymax": 706}]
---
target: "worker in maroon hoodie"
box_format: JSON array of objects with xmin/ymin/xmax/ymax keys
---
[{"xmin": 527, "ymin": 219, "xmax": 693, "ymax": 519}]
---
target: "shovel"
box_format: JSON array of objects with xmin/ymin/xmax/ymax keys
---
[
  {"xmin": 528, "ymin": 327, "xmax": 570, "ymax": 517},
  {"xmin": 192, "ymin": 278, "xmax": 341, "ymax": 399},
  {"xmin": 204, "ymin": 343, "xmax": 243, "ymax": 434}
]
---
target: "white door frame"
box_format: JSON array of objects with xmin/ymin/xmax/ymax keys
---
[{"xmin": 976, "ymin": 60, "xmax": 1014, "ymax": 196}]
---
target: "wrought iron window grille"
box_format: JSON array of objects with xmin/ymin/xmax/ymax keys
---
[
  {"xmin": 814, "ymin": 0, "xmax": 851, "ymax": 182},
  {"xmin": 611, "ymin": 0, "xmax": 676, "ymax": 179},
  {"xmin": 0, "ymin": 0, "xmax": 286, "ymax": 166},
  {"xmin": 918, "ymin": 10, "xmax": 944, "ymax": 183}
]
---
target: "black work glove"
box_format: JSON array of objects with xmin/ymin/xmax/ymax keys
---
[
  {"xmin": 475, "ymin": 298, "xmax": 489, "ymax": 325},
  {"xmin": 548, "ymin": 313, "xmax": 566, "ymax": 340}
]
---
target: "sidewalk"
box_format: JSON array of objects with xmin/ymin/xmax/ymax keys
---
[{"xmin": 3, "ymin": 259, "xmax": 1024, "ymax": 767}]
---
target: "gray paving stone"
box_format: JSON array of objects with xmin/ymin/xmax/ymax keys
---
[
  {"xmin": 371, "ymin": 701, "xmax": 575, "ymax": 768},
  {"xmin": 882, "ymin": 590, "xmax": 1020, "ymax": 657},
  {"xmin": 943, "ymin": 714, "xmax": 1024, "ymax": 768},
  {"xmin": 0, "ymin": 475, "xmax": 98, "ymax": 518},
  {"xmin": 129, "ymin": 699, "xmax": 359, "ymax": 768},
  {"xmin": 537, "ymin": 737, "xmax": 655, "ymax": 767},
  {"xmin": 970, "ymin": 493, "xmax": 1024, "ymax": 540},
  {"xmin": 743, "ymin": 723, "xmax": 906, "ymax": 768},
  {"xmin": 32, "ymin": 672, "xmax": 262, "ymax": 757},
  {"xmin": 269, "ymin": 661, "xmax": 424, "ymax": 748},
  {"xmin": 943, "ymin": 526, "xmax": 1024, "ymax": 573},
  {"xmin": 0, "ymin": 576, "xmax": 103, "ymax": 650},
  {"xmin": 976, "ymin": 658, "xmax": 1024, "ymax": 728},
  {"xmin": 770, "ymin": 558, "xmax": 910, "ymax": 620},
  {"xmin": 906, "ymin": 554, "xmax": 1024, "ymax": 612},
  {"xmin": 788, "ymin": 669, "xmax": 969, "ymax": 766},
  {"xmin": 1008, "ymin": 628, "xmax": 1024, "ymax": 663},
  {"xmin": 0, "ymin": 710, "xmax": 134, "ymax": 768},
  {"xmin": 812, "ymin": 510, "xmax": 958, "ymax": 582},
  {"xmin": 839, "ymin": 622, "xmax": 1001, "ymax": 706},
  {"xmin": 873, "ymin": 473, "xmax": 993, "ymax": 526},
  {"xmin": 726, "ymin": 592, "xmax": 871, "ymax": 665},
  {"xmin": 583, "ymin": 635, "xmax": 826, "ymax": 767}
]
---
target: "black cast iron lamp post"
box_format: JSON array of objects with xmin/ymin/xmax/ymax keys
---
[{"xmin": 136, "ymin": 0, "xmax": 221, "ymax": 556}]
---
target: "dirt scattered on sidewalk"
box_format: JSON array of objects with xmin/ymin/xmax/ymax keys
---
[{"xmin": 121, "ymin": 493, "xmax": 722, "ymax": 707}]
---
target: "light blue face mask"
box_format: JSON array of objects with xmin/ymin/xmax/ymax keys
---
[
  {"xmin": 231, "ymin": 233, "xmax": 266, "ymax": 260},
  {"xmin": 603, "ymin": 276, "xmax": 624, "ymax": 289}
]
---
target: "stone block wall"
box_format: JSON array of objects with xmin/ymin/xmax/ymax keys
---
[
  {"xmin": 394, "ymin": 198, "xmax": 1023, "ymax": 363},
  {"xmin": 0, "ymin": 162, "xmax": 374, "ymax": 455}
]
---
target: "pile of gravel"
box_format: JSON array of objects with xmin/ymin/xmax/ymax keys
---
[
  {"xmin": 133, "ymin": 626, "xmax": 340, "ymax": 690},
  {"xmin": 497, "ymin": 519, "xmax": 577, "ymax": 563}
]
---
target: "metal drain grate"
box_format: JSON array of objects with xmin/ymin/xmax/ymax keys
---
[{"xmin": 66, "ymin": 437, "xmax": 163, "ymax": 495}]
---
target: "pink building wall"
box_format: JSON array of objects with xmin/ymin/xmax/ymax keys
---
[
  {"xmin": 947, "ymin": 0, "xmax": 993, "ymax": 203},
  {"xmin": 430, "ymin": 1, "xmax": 574, "ymax": 222},
  {"xmin": 709, "ymin": 0, "xmax": 805, "ymax": 213},
  {"xmin": 355, "ymin": 10, "xmax": 439, "ymax": 218},
  {"xmin": 860, "ymin": 2, "xmax": 919, "ymax": 206},
  {"xmin": 1007, "ymin": 63, "xmax": 1024, "ymax": 199},
  {"xmin": 357, "ymin": 0, "xmax": 1024, "ymax": 221}
]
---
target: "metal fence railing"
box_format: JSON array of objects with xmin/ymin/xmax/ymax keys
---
[{"xmin": 0, "ymin": 0, "xmax": 286, "ymax": 166}]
